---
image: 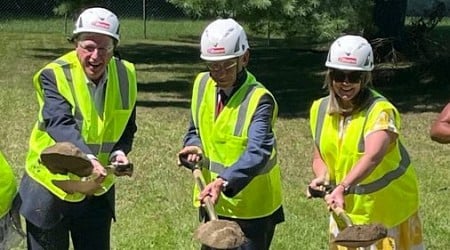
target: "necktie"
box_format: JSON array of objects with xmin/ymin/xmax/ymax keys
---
[{"xmin": 216, "ymin": 90, "xmax": 227, "ymax": 117}]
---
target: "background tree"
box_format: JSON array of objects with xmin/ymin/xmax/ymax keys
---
[
  {"xmin": 53, "ymin": 0, "xmax": 102, "ymax": 33},
  {"xmin": 168, "ymin": 0, "xmax": 375, "ymax": 42}
]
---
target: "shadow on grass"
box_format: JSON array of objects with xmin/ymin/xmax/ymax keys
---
[
  {"xmin": 120, "ymin": 39, "xmax": 450, "ymax": 118},
  {"xmin": 30, "ymin": 35, "xmax": 450, "ymax": 118}
]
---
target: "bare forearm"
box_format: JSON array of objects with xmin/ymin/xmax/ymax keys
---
[
  {"xmin": 430, "ymin": 103, "xmax": 450, "ymax": 143},
  {"xmin": 340, "ymin": 155, "xmax": 380, "ymax": 186},
  {"xmin": 312, "ymin": 147, "xmax": 328, "ymax": 178},
  {"xmin": 312, "ymin": 158, "xmax": 328, "ymax": 178},
  {"xmin": 430, "ymin": 122, "xmax": 450, "ymax": 143}
]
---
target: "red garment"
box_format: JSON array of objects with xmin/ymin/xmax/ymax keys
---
[{"xmin": 216, "ymin": 90, "xmax": 227, "ymax": 117}]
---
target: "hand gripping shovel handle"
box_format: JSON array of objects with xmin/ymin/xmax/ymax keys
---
[
  {"xmin": 179, "ymin": 154, "xmax": 218, "ymax": 221},
  {"xmin": 106, "ymin": 163, "xmax": 134, "ymax": 177},
  {"xmin": 192, "ymin": 168, "xmax": 219, "ymax": 221},
  {"xmin": 307, "ymin": 186, "xmax": 353, "ymax": 227}
]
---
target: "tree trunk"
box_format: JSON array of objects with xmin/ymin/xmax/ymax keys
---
[{"xmin": 373, "ymin": 0, "xmax": 408, "ymax": 47}]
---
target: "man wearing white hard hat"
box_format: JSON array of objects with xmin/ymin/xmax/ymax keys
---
[
  {"xmin": 308, "ymin": 35, "xmax": 424, "ymax": 249},
  {"xmin": 178, "ymin": 18, "xmax": 284, "ymax": 250},
  {"xmin": 19, "ymin": 7, "xmax": 137, "ymax": 249}
]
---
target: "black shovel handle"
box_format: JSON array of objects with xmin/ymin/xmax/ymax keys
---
[
  {"xmin": 112, "ymin": 162, "xmax": 134, "ymax": 176},
  {"xmin": 307, "ymin": 184, "xmax": 335, "ymax": 198}
]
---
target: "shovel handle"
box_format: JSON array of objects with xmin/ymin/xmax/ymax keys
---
[
  {"xmin": 307, "ymin": 184, "xmax": 354, "ymax": 227},
  {"xmin": 330, "ymin": 205, "xmax": 353, "ymax": 227},
  {"xmin": 193, "ymin": 168, "xmax": 219, "ymax": 221},
  {"xmin": 109, "ymin": 163, "xmax": 134, "ymax": 177}
]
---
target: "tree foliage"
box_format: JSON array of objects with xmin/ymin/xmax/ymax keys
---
[
  {"xmin": 53, "ymin": 0, "xmax": 101, "ymax": 17},
  {"xmin": 168, "ymin": 0, "xmax": 376, "ymax": 42}
]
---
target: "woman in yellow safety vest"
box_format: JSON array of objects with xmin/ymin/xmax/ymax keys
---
[{"xmin": 308, "ymin": 35, "xmax": 424, "ymax": 249}]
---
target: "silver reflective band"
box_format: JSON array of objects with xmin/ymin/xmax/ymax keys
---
[
  {"xmin": 86, "ymin": 142, "xmax": 116, "ymax": 155},
  {"xmin": 204, "ymin": 154, "xmax": 277, "ymax": 175}
]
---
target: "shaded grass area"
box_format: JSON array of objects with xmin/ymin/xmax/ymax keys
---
[
  {"xmin": 27, "ymin": 37, "xmax": 450, "ymax": 117},
  {"xmin": 4, "ymin": 18, "xmax": 450, "ymax": 116}
]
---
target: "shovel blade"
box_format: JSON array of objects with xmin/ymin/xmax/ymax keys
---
[
  {"xmin": 40, "ymin": 142, "xmax": 92, "ymax": 177},
  {"xmin": 333, "ymin": 223, "xmax": 388, "ymax": 248},
  {"xmin": 194, "ymin": 220, "xmax": 246, "ymax": 249}
]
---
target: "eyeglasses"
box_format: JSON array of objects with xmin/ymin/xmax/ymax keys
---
[
  {"xmin": 331, "ymin": 70, "xmax": 363, "ymax": 83},
  {"xmin": 78, "ymin": 42, "xmax": 114, "ymax": 55},
  {"xmin": 206, "ymin": 60, "xmax": 237, "ymax": 72}
]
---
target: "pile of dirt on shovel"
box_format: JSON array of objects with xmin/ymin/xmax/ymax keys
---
[
  {"xmin": 40, "ymin": 142, "xmax": 92, "ymax": 177},
  {"xmin": 194, "ymin": 220, "xmax": 246, "ymax": 249},
  {"xmin": 334, "ymin": 223, "xmax": 387, "ymax": 247}
]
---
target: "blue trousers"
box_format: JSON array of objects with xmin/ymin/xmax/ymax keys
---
[{"xmin": 20, "ymin": 175, "xmax": 114, "ymax": 250}]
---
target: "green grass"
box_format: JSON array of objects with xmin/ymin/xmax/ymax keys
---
[
  {"xmin": 1, "ymin": 18, "xmax": 449, "ymax": 249},
  {"xmin": 0, "ymin": 18, "xmax": 209, "ymax": 41}
]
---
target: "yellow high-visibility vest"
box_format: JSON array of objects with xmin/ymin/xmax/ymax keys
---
[
  {"xmin": 0, "ymin": 151, "xmax": 16, "ymax": 218},
  {"xmin": 310, "ymin": 90, "xmax": 419, "ymax": 227},
  {"xmin": 190, "ymin": 72, "xmax": 282, "ymax": 219},
  {"xmin": 25, "ymin": 51, "xmax": 136, "ymax": 202}
]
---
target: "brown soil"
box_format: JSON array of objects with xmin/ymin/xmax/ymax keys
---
[
  {"xmin": 194, "ymin": 220, "xmax": 246, "ymax": 249},
  {"xmin": 40, "ymin": 142, "xmax": 93, "ymax": 177},
  {"xmin": 333, "ymin": 223, "xmax": 387, "ymax": 247}
]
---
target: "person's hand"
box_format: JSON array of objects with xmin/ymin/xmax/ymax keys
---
[
  {"xmin": 198, "ymin": 178, "xmax": 225, "ymax": 205},
  {"xmin": 111, "ymin": 153, "xmax": 129, "ymax": 165},
  {"xmin": 110, "ymin": 154, "xmax": 133, "ymax": 176},
  {"xmin": 325, "ymin": 185, "xmax": 345, "ymax": 210},
  {"xmin": 306, "ymin": 176, "xmax": 327, "ymax": 198},
  {"xmin": 52, "ymin": 158, "xmax": 107, "ymax": 195},
  {"xmin": 177, "ymin": 146, "xmax": 203, "ymax": 167},
  {"xmin": 90, "ymin": 159, "xmax": 107, "ymax": 183}
]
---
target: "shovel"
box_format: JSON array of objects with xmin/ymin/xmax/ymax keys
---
[
  {"xmin": 40, "ymin": 142, "xmax": 133, "ymax": 193},
  {"xmin": 178, "ymin": 155, "xmax": 246, "ymax": 249},
  {"xmin": 307, "ymin": 186, "xmax": 387, "ymax": 248}
]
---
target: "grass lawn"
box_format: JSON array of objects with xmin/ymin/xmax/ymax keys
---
[{"xmin": 0, "ymin": 18, "xmax": 449, "ymax": 249}]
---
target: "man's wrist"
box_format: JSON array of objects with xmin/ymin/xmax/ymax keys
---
[
  {"xmin": 217, "ymin": 177, "xmax": 229, "ymax": 191},
  {"xmin": 109, "ymin": 150, "xmax": 126, "ymax": 162},
  {"xmin": 337, "ymin": 182, "xmax": 350, "ymax": 195}
]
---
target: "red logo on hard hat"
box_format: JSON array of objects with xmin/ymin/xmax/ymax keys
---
[
  {"xmin": 338, "ymin": 56, "xmax": 357, "ymax": 64},
  {"xmin": 207, "ymin": 47, "xmax": 225, "ymax": 54},
  {"xmin": 93, "ymin": 21, "xmax": 111, "ymax": 29}
]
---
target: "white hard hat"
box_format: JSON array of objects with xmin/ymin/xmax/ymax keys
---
[
  {"xmin": 73, "ymin": 7, "xmax": 120, "ymax": 42},
  {"xmin": 200, "ymin": 18, "xmax": 249, "ymax": 61},
  {"xmin": 325, "ymin": 35, "xmax": 374, "ymax": 71}
]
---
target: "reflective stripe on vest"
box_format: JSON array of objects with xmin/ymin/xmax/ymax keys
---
[
  {"xmin": 315, "ymin": 96, "xmax": 411, "ymax": 195},
  {"xmin": 204, "ymin": 153, "xmax": 277, "ymax": 175},
  {"xmin": 193, "ymin": 73, "xmax": 209, "ymax": 130}
]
